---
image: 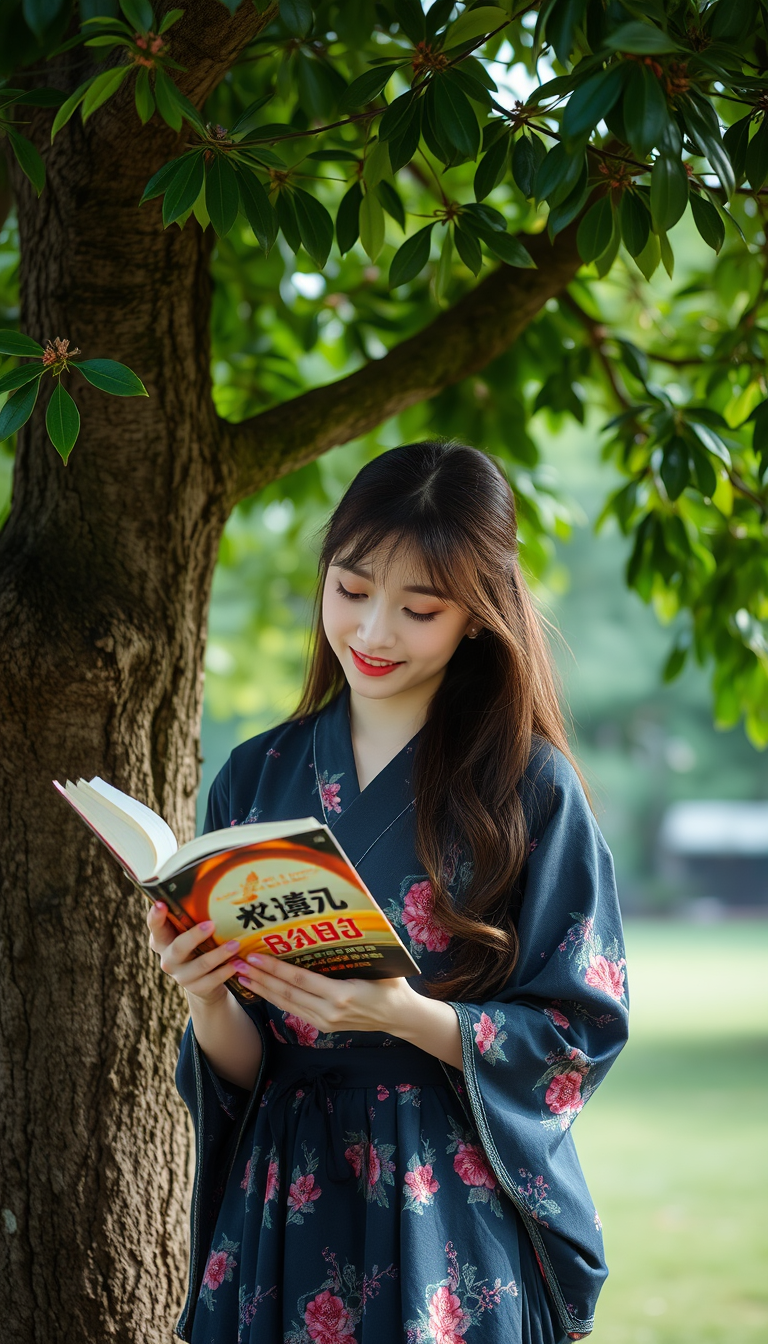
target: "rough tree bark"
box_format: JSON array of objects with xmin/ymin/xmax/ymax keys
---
[{"xmin": 0, "ymin": 8, "xmax": 583, "ymax": 1340}]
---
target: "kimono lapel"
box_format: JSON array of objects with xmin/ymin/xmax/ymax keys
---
[{"xmin": 312, "ymin": 686, "xmax": 420, "ymax": 868}]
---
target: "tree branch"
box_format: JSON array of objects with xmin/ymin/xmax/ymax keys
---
[
  {"xmin": 221, "ymin": 221, "xmax": 584, "ymax": 505},
  {"xmin": 165, "ymin": 1, "xmax": 279, "ymax": 107}
]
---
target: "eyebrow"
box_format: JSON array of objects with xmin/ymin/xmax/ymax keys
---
[{"xmin": 334, "ymin": 561, "xmax": 447, "ymax": 599}]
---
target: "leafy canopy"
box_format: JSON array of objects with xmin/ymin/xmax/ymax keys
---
[{"xmin": 0, "ymin": 0, "xmax": 767, "ymax": 744}]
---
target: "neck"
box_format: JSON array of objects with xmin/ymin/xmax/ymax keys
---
[{"xmin": 347, "ymin": 672, "xmax": 443, "ymax": 752}]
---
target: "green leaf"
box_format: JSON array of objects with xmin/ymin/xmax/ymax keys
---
[
  {"xmin": 158, "ymin": 7, "xmax": 184, "ymax": 34},
  {"xmin": 74, "ymin": 359, "xmax": 147, "ymax": 396},
  {"xmin": 11, "ymin": 87, "xmax": 67, "ymax": 109},
  {"xmin": 577, "ymin": 194, "xmax": 614, "ymax": 264},
  {"xmin": 387, "ymin": 103, "xmax": 422, "ymax": 172},
  {"xmin": 336, "ymin": 181, "xmax": 362, "ymax": 254},
  {"xmin": 689, "ymin": 444, "xmax": 717, "ymax": 498},
  {"xmin": 237, "ymin": 169, "xmax": 278, "ymax": 254},
  {"xmin": 511, "ymin": 133, "xmax": 546, "ymax": 199},
  {"xmin": 363, "ymin": 138, "xmax": 391, "ymax": 190},
  {"xmin": 680, "ymin": 93, "xmax": 735, "ymax": 197},
  {"xmin": 375, "ymin": 179, "xmax": 405, "ymax": 230},
  {"xmin": 359, "ymin": 188, "xmax": 385, "ymax": 262},
  {"xmin": 432, "ymin": 75, "xmax": 480, "ymax": 160},
  {"xmin": 723, "ymin": 113, "xmax": 751, "ymax": 180},
  {"xmin": 140, "ymin": 156, "xmax": 186, "ymax": 205},
  {"xmin": 561, "ymin": 63, "xmax": 627, "ymax": 148},
  {"xmin": 660, "ymin": 437, "xmax": 689, "ymax": 500},
  {"xmin": 634, "ymin": 227, "xmax": 660, "ymax": 279},
  {"xmin": 0, "ymin": 364, "xmax": 44, "ymax": 395},
  {"xmin": 0, "ymin": 331, "xmax": 44, "ymax": 357},
  {"xmin": 389, "ymin": 223, "xmax": 435, "ymax": 288},
  {"xmin": 276, "ymin": 191, "xmax": 301, "ymax": 253},
  {"xmin": 6, "ymin": 129, "xmax": 45, "ymax": 197},
  {"xmin": 443, "ymin": 5, "xmax": 508, "ymax": 49},
  {"xmin": 473, "ymin": 133, "xmax": 509, "ymax": 201},
  {"xmin": 443, "ymin": 65, "xmax": 493, "ymax": 111},
  {"xmin": 134, "ymin": 67, "xmax": 155, "ymax": 125},
  {"xmin": 22, "ymin": 0, "xmax": 66, "ymax": 40},
  {"xmin": 535, "ymin": 143, "xmax": 585, "ymax": 206},
  {"xmin": 662, "ymin": 640, "xmax": 688, "ymax": 683},
  {"xmin": 45, "ymin": 381, "xmax": 80, "ymax": 462},
  {"xmin": 620, "ymin": 189, "xmax": 650, "ymax": 256},
  {"xmin": 163, "ymin": 152, "xmax": 205, "ymax": 226},
  {"xmin": 393, "ymin": 0, "xmax": 425, "ymax": 44},
  {"xmin": 378, "ymin": 89, "xmax": 416, "ymax": 142},
  {"xmin": 454, "ymin": 220, "xmax": 483, "ymax": 275},
  {"xmin": 650, "ymin": 153, "xmax": 688, "ymax": 232},
  {"xmin": 0, "ymin": 376, "xmax": 40, "ymax": 440},
  {"xmin": 605, "ymin": 20, "xmax": 680, "ymax": 53},
  {"xmin": 745, "ymin": 115, "xmax": 768, "ymax": 192},
  {"xmin": 546, "ymin": 168, "xmax": 589, "ymax": 237},
  {"xmin": 81, "ymin": 64, "xmax": 131, "ymax": 123},
  {"xmin": 616, "ymin": 339, "xmax": 648, "ymax": 384},
  {"xmin": 280, "ymin": 0, "xmax": 313, "ymax": 35},
  {"xmin": 230, "ymin": 94, "xmax": 274, "ymax": 138},
  {"xmin": 293, "ymin": 188, "xmax": 334, "ymax": 267},
  {"xmin": 434, "ymin": 230, "xmax": 453, "ymax": 302},
  {"xmin": 340, "ymin": 64, "xmax": 400, "ymax": 112},
  {"xmin": 120, "ymin": 0, "xmax": 153, "ymax": 29},
  {"xmin": 659, "ymin": 228, "xmax": 674, "ymax": 278},
  {"xmin": 206, "ymin": 155, "xmax": 239, "ymax": 237},
  {"xmin": 623, "ymin": 61, "xmax": 669, "ymax": 158},
  {"xmin": 689, "ymin": 192, "xmax": 725, "ymax": 252},
  {"xmin": 481, "ymin": 229, "xmax": 535, "ymax": 268},
  {"xmin": 153, "ymin": 67, "xmax": 183, "ymax": 132}
]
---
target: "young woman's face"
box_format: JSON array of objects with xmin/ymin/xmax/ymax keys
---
[{"xmin": 322, "ymin": 546, "xmax": 475, "ymax": 700}]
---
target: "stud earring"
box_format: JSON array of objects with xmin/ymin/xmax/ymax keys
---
[{"xmin": 468, "ymin": 627, "xmax": 479, "ymax": 639}]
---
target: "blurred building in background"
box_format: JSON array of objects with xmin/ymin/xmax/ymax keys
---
[{"xmin": 658, "ymin": 801, "xmax": 768, "ymax": 912}]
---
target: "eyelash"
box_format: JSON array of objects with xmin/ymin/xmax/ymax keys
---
[{"xmin": 335, "ymin": 580, "xmax": 437, "ymax": 622}]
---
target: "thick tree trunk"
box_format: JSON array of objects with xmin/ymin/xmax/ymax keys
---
[{"xmin": 0, "ymin": 92, "xmax": 230, "ymax": 1344}]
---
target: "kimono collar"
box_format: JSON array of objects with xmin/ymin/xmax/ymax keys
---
[{"xmin": 311, "ymin": 685, "xmax": 421, "ymax": 868}]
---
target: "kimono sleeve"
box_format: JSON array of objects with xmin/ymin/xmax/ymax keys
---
[{"xmin": 448, "ymin": 748, "xmax": 628, "ymax": 1341}]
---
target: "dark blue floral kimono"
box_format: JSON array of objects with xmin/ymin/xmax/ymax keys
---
[{"xmin": 174, "ymin": 687, "xmax": 628, "ymax": 1344}]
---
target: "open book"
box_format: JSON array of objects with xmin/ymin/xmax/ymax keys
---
[{"xmin": 54, "ymin": 776, "xmax": 420, "ymax": 1005}]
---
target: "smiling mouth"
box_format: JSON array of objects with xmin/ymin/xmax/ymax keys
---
[{"xmin": 350, "ymin": 647, "xmax": 404, "ymax": 668}]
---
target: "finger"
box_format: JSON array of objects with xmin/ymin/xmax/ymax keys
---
[
  {"xmin": 179, "ymin": 955, "xmax": 245, "ymax": 996},
  {"xmin": 163, "ymin": 933, "xmax": 241, "ymax": 979},
  {"xmin": 168, "ymin": 919, "xmax": 221, "ymax": 963},
  {"xmin": 240, "ymin": 964, "xmax": 331, "ymax": 1022},
  {"xmin": 245, "ymin": 953, "xmax": 340, "ymax": 1000}
]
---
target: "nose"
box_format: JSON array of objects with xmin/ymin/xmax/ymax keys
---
[{"xmin": 356, "ymin": 596, "xmax": 397, "ymax": 649}]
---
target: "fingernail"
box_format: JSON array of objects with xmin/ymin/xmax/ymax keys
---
[
  {"xmin": 237, "ymin": 976, "xmax": 251, "ymax": 986},
  {"xmin": 155, "ymin": 901, "xmax": 166, "ymax": 912},
  {"xmin": 247, "ymin": 953, "xmax": 264, "ymax": 965},
  {"xmin": 226, "ymin": 939, "xmax": 240, "ymax": 952},
  {"xmin": 200, "ymin": 920, "xmax": 215, "ymax": 933},
  {"xmin": 233, "ymin": 959, "xmax": 249, "ymax": 972}
]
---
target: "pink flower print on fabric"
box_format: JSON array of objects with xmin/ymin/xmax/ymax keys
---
[
  {"xmin": 545, "ymin": 1007, "xmax": 571, "ymax": 1029},
  {"xmin": 304, "ymin": 1289, "xmax": 356, "ymax": 1343},
  {"xmin": 199, "ymin": 1234, "xmax": 238, "ymax": 1309},
  {"xmin": 288, "ymin": 1172, "xmax": 321, "ymax": 1214},
  {"xmin": 427, "ymin": 1285, "xmax": 471, "ymax": 1344},
  {"xmin": 452, "ymin": 1141, "xmax": 496, "ymax": 1190},
  {"xmin": 545, "ymin": 1070, "xmax": 585, "ymax": 1118},
  {"xmin": 284, "ymin": 1013, "xmax": 319, "ymax": 1046},
  {"xmin": 376, "ymin": 1085, "xmax": 390, "ymax": 1101},
  {"xmin": 405, "ymin": 1164, "xmax": 440, "ymax": 1203},
  {"xmin": 344, "ymin": 1133, "xmax": 396, "ymax": 1206},
  {"xmin": 315, "ymin": 770, "xmax": 344, "ymax": 816},
  {"xmin": 471, "ymin": 1009, "xmax": 508, "ymax": 1064},
  {"xmin": 585, "ymin": 953, "xmax": 626, "ymax": 1001},
  {"xmin": 240, "ymin": 1157, "xmax": 251, "ymax": 1191},
  {"xmin": 265, "ymin": 1158, "xmax": 279, "ymax": 1203},
  {"xmin": 402, "ymin": 879, "xmax": 451, "ymax": 952}
]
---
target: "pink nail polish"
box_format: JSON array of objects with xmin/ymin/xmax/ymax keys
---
[
  {"xmin": 199, "ymin": 920, "xmax": 215, "ymax": 933},
  {"xmin": 247, "ymin": 953, "xmax": 264, "ymax": 965},
  {"xmin": 226, "ymin": 939, "xmax": 240, "ymax": 952}
]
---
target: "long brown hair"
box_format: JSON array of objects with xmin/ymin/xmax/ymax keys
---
[{"xmin": 295, "ymin": 440, "xmax": 583, "ymax": 1001}]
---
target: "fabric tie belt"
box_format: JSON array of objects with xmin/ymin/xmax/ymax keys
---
[{"xmin": 264, "ymin": 1043, "xmax": 449, "ymax": 1184}]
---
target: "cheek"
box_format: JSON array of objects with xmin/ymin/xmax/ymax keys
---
[
  {"xmin": 408, "ymin": 616, "xmax": 467, "ymax": 662},
  {"xmin": 322, "ymin": 588, "xmax": 354, "ymax": 647}
]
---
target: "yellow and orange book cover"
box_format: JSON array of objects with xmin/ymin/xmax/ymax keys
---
[{"xmin": 54, "ymin": 777, "xmax": 420, "ymax": 1005}]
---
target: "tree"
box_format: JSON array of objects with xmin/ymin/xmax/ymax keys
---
[{"xmin": 0, "ymin": 1, "xmax": 766, "ymax": 1337}]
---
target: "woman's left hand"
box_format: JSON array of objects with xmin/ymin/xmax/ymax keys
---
[{"xmin": 232, "ymin": 952, "xmax": 420, "ymax": 1036}]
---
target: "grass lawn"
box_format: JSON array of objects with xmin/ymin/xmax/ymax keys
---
[{"xmin": 573, "ymin": 919, "xmax": 768, "ymax": 1344}]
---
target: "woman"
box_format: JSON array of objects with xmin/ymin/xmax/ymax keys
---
[{"xmin": 148, "ymin": 441, "xmax": 628, "ymax": 1344}]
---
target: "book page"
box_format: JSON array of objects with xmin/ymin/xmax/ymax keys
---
[
  {"xmin": 157, "ymin": 817, "xmax": 322, "ymax": 883},
  {"xmin": 55, "ymin": 780, "xmax": 159, "ymax": 881},
  {"xmin": 83, "ymin": 778, "xmax": 178, "ymax": 872}
]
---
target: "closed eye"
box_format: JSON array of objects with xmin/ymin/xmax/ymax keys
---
[
  {"xmin": 405, "ymin": 609, "xmax": 437, "ymax": 622},
  {"xmin": 336, "ymin": 580, "xmax": 365, "ymax": 600}
]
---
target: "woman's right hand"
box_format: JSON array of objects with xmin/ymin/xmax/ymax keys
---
[{"xmin": 146, "ymin": 902, "xmax": 243, "ymax": 1007}]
